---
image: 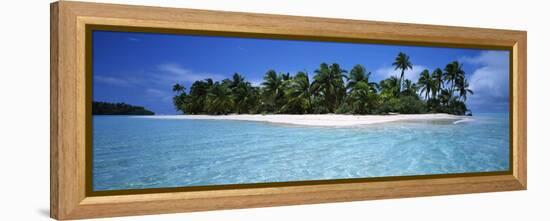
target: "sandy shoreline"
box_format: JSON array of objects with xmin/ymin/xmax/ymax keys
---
[{"xmin": 140, "ymin": 114, "xmax": 467, "ymax": 127}]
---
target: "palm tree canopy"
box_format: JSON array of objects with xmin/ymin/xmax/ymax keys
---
[
  {"xmin": 392, "ymin": 52, "xmax": 413, "ymax": 93},
  {"xmin": 172, "ymin": 61, "xmax": 474, "ymax": 116},
  {"xmin": 282, "ymin": 71, "xmax": 313, "ymax": 113},
  {"xmin": 205, "ymin": 78, "xmax": 214, "ymax": 86},
  {"xmin": 205, "ymin": 83, "xmax": 234, "ymax": 114},
  {"xmin": 431, "ymin": 68, "xmax": 444, "ymax": 96},
  {"xmin": 229, "ymin": 73, "xmax": 245, "ymax": 88},
  {"xmin": 347, "ymin": 64, "xmax": 379, "ymax": 94},
  {"xmin": 292, "ymin": 71, "xmax": 311, "ymax": 92},
  {"xmin": 392, "ymin": 52, "xmax": 413, "ymax": 72},
  {"xmin": 438, "ymin": 88, "xmax": 453, "ymax": 105},
  {"xmin": 401, "ymin": 79, "xmax": 418, "ymax": 97},
  {"xmin": 348, "ymin": 81, "xmax": 377, "ymax": 114},
  {"xmin": 417, "ymin": 69, "xmax": 434, "ymax": 100},
  {"xmin": 261, "ymin": 70, "xmax": 283, "ymax": 93},
  {"xmin": 311, "ymin": 63, "xmax": 347, "ymax": 112},
  {"xmin": 456, "ymin": 76, "xmax": 474, "ymax": 101},
  {"xmin": 172, "ymin": 83, "xmax": 185, "ymax": 93},
  {"xmin": 281, "ymin": 72, "xmax": 292, "ymax": 81},
  {"xmin": 379, "ymin": 76, "xmax": 400, "ymax": 99},
  {"xmin": 443, "ymin": 61, "xmax": 465, "ymax": 97},
  {"xmin": 347, "ymin": 65, "xmax": 368, "ymax": 89}
]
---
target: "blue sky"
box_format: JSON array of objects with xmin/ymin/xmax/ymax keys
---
[{"xmin": 93, "ymin": 30, "xmax": 510, "ymax": 114}]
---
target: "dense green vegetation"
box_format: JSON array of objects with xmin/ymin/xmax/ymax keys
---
[
  {"xmin": 172, "ymin": 52, "xmax": 473, "ymax": 115},
  {"xmin": 93, "ymin": 101, "xmax": 155, "ymax": 115}
]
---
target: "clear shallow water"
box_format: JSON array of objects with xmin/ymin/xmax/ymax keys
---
[{"xmin": 92, "ymin": 113, "xmax": 509, "ymax": 191}]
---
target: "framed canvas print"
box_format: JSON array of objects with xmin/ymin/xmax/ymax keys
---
[{"xmin": 50, "ymin": 1, "xmax": 527, "ymax": 220}]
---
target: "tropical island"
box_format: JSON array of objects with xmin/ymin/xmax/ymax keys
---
[
  {"xmin": 92, "ymin": 30, "xmax": 510, "ymax": 191},
  {"xmin": 171, "ymin": 53, "xmax": 473, "ymax": 118},
  {"xmin": 92, "ymin": 101, "xmax": 155, "ymax": 115}
]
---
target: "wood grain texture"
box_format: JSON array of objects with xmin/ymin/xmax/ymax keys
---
[
  {"xmin": 50, "ymin": 1, "xmax": 527, "ymax": 219},
  {"xmin": 515, "ymin": 33, "xmax": 528, "ymax": 187},
  {"xmin": 50, "ymin": 2, "xmax": 59, "ymax": 219}
]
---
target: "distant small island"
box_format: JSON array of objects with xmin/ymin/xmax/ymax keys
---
[{"xmin": 92, "ymin": 101, "xmax": 155, "ymax": 115}]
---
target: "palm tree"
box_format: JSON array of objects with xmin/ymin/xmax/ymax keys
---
[
  {"xmin": 224, "ymin": 73, "xmax": 258, "ymax": 113},
  {"xmin": 438, "ymin": 88, "xmax": 453, "ymax": 106},
  {"xmin": 205, "ymin": 83, "xmax": 234, "ymax": 115},
  {"xmin": 233, "ymin": 83, "xmax": 259, "ymax": 114},
  {"xmin": 283, "ymin": 71, "xmax": 313, "ymax": 113},
  {"xmin": 172, "ymin": 84, "xmax": 187, "ymax": 113},
  {"xmin": 281, "ymin": 72, "xmax": 292, "ymax": 81},
  {"xmin": 379, "ymin": 76, "xmax": 400, "ymax": 99},
  {"xmin": 392, "ymin": 52, "xmax": 413, "ymax": 93},
  {"xmin": 456, "ymin": 76, "xmax": 474, "ymax": 101},
  {"xmin": 261, "ymin": 70, "xmax": 284, "ymax": 112},
  {"xmin": 347, "ymin": 64, "xmax": 379, "ymax": 93},
  {"xmin": 329, "ymin": 63, "xmax": 347, "ymax": 108},
  {"xmin": 348, "ymin": 81, "xmax": 377, "ymax": 114},
  {"xmin": 401, "ymin": 79, "xmax": 418, "ymax": 97},
  {"xmin": 172, "ymin": 61, "xmax": 474, "ymax": 116},
  {"xmin": 311, "ymin": 63, "xmax": 346, "ymax": 112},
  {"xmin": 184, "ymin": 79, "xmax": 213, "ymax": 114},
  {"xmin": 228, "ymin": 73, "xmax": 245, "ymax": 89},
  {"xmin": 443, "ymin": 61, "xmax": 465, "ymax": 97},
  {"xmin": 431, "ymin": 68, "xmax": 444, "ymax": 98},
  {"xmin": 417, "ymin": 69, "xmax": 434, "ymax": 100},
  {"xmin": 205, "ymin": 78, "xmax": 214, "ymax": 87},
  {"xmin": 172, "ymin": 83, "xmax": 185, "ymax": 94}
]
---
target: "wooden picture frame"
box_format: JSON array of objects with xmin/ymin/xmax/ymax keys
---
[{"xmin": 50, "ymin": 1, "xmax": 527, "ymax": 220}]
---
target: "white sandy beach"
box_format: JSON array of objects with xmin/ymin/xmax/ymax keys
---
[{"xmin": 141, "ymin": 114, "xmax": 467, "ymax": 127}]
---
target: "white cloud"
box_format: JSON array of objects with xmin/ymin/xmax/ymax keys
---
[
  {"xmin": 462, "ymin": 51, "xmax": 510, "ymax": 112},
  {"xmin": 145, "ymin": 88, "xmax": 172, "ymax": 103},
  {"xmin": 461, "ymin": 51, "xmax": 508, "ymax": 67},
  {"xmin": 249, "ymin": 78, "xmax": 264, "ymax": 87},
  {"xmin": 372, "ymin": 65, "xmax": 429, "ymax": 82},
  {"xmin": 145, "ymin": 88, "xmax": 167, "ymax": 97},
  {"xmin": 156, "ymin": 63, "xmax": 225, "ymax": 84},
  {"xmin": 94, "ymin": 75, "xmax": 142, "ymax": 87},
  {"xmin": 128, "ymin": 37, "xmax": 141, "ymax": 42},
  {"xmin": 95, "ymin": 64, "xmax": 225, "ymax": 88}
]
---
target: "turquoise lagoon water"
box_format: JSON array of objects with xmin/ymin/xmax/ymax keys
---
[{"xmin": 92, "ymin": 113, "xmax": 509, "ymax": 191}]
